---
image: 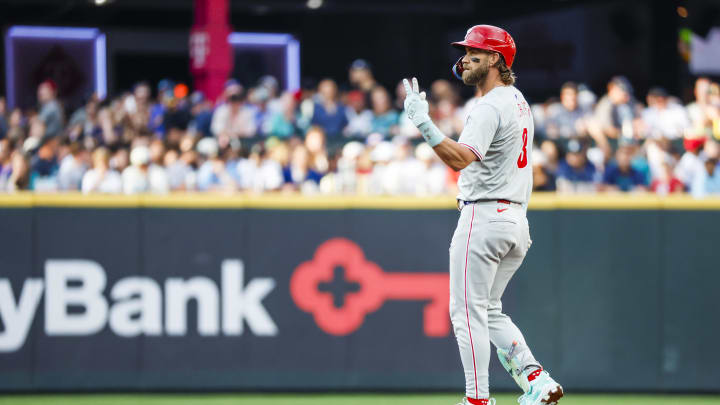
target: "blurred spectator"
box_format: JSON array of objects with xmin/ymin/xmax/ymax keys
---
[
  {"xmin": 217, "ymin": 79, "xmax": 243, "ymax": 107},
  {"xmin": 247, "ymin": 86, "xmax": 272, "ymax": 137},
  {"xmin": 692, "ymin": 158, "xmax": 720, "ymax": 197},
  {"xmin": 211, "ymin": 92, "xmax": 257, "ymax": 139},
  {"xmin": 675, "ymin": 137, "xmax": 706, "ymax": 192},
  {"xmin": 577, "ymin": 83, "xmax": 597, "ymax": 113},
  {"xmin": 539, "ymin": 140, "xmax": 560, "ymax": 173},
  {"xmin": 545, "ymin": 82, "xmax": 589, "ymax": 139},
  {"xmin": 126, "ymin": 82, "xmax": 152, "ymax": 132},
  {"xmin": 164, "ymin": 148, "xmax": 194, "ymax": 191},
  {"xmin": 710, "ymin": 83, "xmax": 720, "ymax": 140},
  {"xmin": 3, "ymin": 151, "xmax": 31, "ymax": 191},
  {"xmin": 30, "ymin": 138, "xmax": 60, "ymax": 191},
  {"xmin": 35, "ymin": 80, "xmax": 64, "ymax": 140},
  {"xmin": 323, "ymin": 141, "xmax": 364, "ymax": 193},
  {"xmin": 344, "ymin": 90, "xmax": 373, "ymax": 137},
  {"xmin": 6, "ymin": 108, "xmax": 26, "ymax": 141},
  {"xmin": 686, "ymin": 77, "xmax": 713, "ymax": 138},
  {"xmin": 590, "ymin": 76, "xmax": 641, "ymax": 141},
  {"xmin": 235, "ymin": 143, "xmax": 283, "ymax": 192},
  {"xmin": 259, "ymin": 75, "xmax": 283, "ymax": 114},
  {"xmin": 149, "ymin": 79, "xmax": 174, "ymax": 134},
  {"xmin": 0, "ymin": 97, "xmax": 7, "ymax": 139},
  {"xmin": 641, "ymin": 87, "xmax": 689, "ymax": 139},
  {"xmin": 111, "ymin": 148, "xmax": 130, "ymax": 173},
  {"xmin": 162, "ymin": 83, "xmax": 193, "ymax": 133},
  {"xmin": 311, "ymin": 79, "xmax": 347, "ymax": 138},
  {"xmin": 601, "ymin": 145, "xmax": 648, "ymax": 192},
  {"xmin": 284, "ymin": 144, "xmax": 324, "ymax": 193},
  {"xmin": 532, "ymin": 149, "xmax": 556, "ymax": 191},
  {"xmin": 122, "ymin": 145, "xmax": 170, "ymax": 194},
  {"xmin": 81, "ymin": 147, "xmax": 122, "ymax": 193},
  {"xmin": 414, "ymin": 142, "xmax": 449, "ymax": 195},
  {"xmin": 368, "ymin": 141, "xmax": 395, "ymax": 194},
  {"xmin": 370, "ymin": 86, "xmax": 399, "ymax": 137},
  {"xmin": 430, "ymin": 80, "xmax": 462, "ymax": 138},
  {"xmin": 262, "ymin": 92, "xmax": 297, "ymax": 138},
  {"xmin": 188, "ymin": 91, "xmax": 214, "ymax": 138},
  {"xmin": 556, "ymin": 139, "xmax": 599, "ymax": 193},
  {"xmin": 67, "ymin": 96, "xmax": 102, "ymax": 146},
  {"xmin": 348, "ymin": 59, "xmax": 378, "ymax": 96},
  {"xmin": 196, "ymin": 138, "xmax": 236, "ymax": 192},
  {"xmin": 650, "ymin": 159, "xmax": 684, "ymax": 195},
  {"xmin": 383, "ymin": 138, "xmax": 422, "ymax": 194},
  {"xmin": 57, "ymin": 142, "xmax": 89, "ymax": 191},
  {"xmin": 304, "ymin": 126, "xmax": 330, "ymax": 175},
  {"xmin": 0, "ymin": 139, "xmax": 13, "ymax": 190}
]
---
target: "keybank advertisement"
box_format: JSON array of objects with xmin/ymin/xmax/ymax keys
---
[
  {"xmin": 4, "ymin": 207, "xmax": 716, "ymax": 392},
  {"xmin": 0, "ymin": 207, "xmax": 472, "ymax": 391}
]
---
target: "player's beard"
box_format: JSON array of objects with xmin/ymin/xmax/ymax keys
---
[{"xmin": 462, "ymin": 59, "xmax": 490, "ymax": 87}]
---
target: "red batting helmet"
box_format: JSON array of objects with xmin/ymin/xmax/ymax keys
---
[{"xmin": 451, "ymin": 25, "xmax": 516, "ymax": 80}]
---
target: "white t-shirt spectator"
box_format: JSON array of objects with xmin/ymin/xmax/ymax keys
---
[
  {"xmin": 57, "ymin": 154, "xmax": 87, "ymax": 191},
  {"xmin": 210, "ymin": 103, "xmax": 257, "ymax": 138},
  {"xmin": 81, "ymin": 169, "xmax": 122, "ymax": 194},
  {"xmin": 344, "ymin": 108, "xmax": 373, "ymax": 137},
  {"xmin": 235, "ymin": 157, "xmax": 283, "ymax": 192},
  {"xmin": 675, "ymin": 152, "xmax": 704, "ymax": 189},
  {"xmin": 642, "ymin": 103, "xmax": 690, "ymax": 139},
  {"xmin": 196, "ymin": 159, "xmax": 237, "ymax": 191},
  {"xmin": 166, "ymin": 160, "xmax": 194, "ymax": 191},
  {"xmin": 121, "ymin": 164, "xmax": 170, "ymax": 194}
]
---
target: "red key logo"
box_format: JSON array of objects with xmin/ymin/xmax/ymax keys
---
[{"xmin": 290, "ymin": 238, "xmax": 450, "ymax": 337}]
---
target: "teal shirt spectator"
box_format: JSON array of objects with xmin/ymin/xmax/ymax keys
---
[
  {"xmin": 631, "ymin": 155, "xmax": 651, "ymax": 184},
  {"xmin": 263, "ymin": 112, "xmax": 295, "ymax": 138},
  {"xmin": 371, "ymin": 110, "xmax": 399, "ymax": 137}
]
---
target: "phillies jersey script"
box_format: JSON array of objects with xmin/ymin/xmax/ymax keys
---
[{"xmin": 457, "ymin": 85, "xmax": 534, "ymax": 205}]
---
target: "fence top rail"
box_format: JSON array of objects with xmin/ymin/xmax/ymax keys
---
[{"xmin": 0, "ymin": 192, "xmax": 719, "ymax": 210}]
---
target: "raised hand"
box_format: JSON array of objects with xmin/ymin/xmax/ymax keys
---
[{"xmin": 402, "ymin": 77, "xmax": 430, "ymax": 127}]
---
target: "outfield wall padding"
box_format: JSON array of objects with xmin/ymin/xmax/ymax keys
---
[{"xmin": 0, "ymin": 204, "xmax": 718, "ymax": 392}]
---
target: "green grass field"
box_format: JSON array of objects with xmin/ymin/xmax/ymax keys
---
[{"xmin": 1, "ymin": 394, "xmax": 719, "ymax": 405}]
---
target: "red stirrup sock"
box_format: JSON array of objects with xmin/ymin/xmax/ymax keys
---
[{"xmin": 527, "ymin": 367, "xmax": 543, "ymax": 382}]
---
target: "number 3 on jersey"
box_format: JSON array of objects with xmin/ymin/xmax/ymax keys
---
[{"xmin": 517, "ymin": 128, "xmax": 528, "ymax": 168}]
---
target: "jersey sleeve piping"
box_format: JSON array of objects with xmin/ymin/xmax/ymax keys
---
[{"xmin": 458, "ymin": 143, "xmax": 483, "ymax": 160}]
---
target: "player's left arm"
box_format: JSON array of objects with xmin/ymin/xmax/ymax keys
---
[
  {"xmin": 402, "ymin": 78, "xmax": 478, "ymax": 171},
  {"xmin": 423, "ymin": 127, "xmax": 478, "ymax": 171}
]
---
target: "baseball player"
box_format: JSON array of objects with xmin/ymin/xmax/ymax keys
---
[{"xmin": 402, "ymin": 25, "xmax": 563, "ymax": 405}]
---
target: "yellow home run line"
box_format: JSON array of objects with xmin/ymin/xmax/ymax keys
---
[{"xmin": 0, "ymin": 192, "xmax": 719, "ymax": 210}]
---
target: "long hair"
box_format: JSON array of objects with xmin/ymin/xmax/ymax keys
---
[{"xmin": 493, "ymin": 55, "xmax": 516, "ymax": 86}]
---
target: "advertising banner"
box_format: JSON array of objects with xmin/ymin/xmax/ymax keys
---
[{"xmin": 1, "ymin": 205, "xmax": 719, "ymax": 392}]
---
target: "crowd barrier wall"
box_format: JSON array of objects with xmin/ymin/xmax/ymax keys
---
[{"xmin": 0, "ymin": 193, "xmax": 718, "ymax": 392}]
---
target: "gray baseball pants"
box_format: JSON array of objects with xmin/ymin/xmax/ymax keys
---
[{"xmin": 449, "ymin": 200, "xmax": 539, "ymax": 399}]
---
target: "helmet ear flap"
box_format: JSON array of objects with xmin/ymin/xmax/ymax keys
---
[{"xmin": 452, "ymin": 56, "xmax": 465, "ymax": 80}]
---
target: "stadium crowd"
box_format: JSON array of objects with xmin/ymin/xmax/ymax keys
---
[{"xmin": 1, "ymin": 59, "xmax": 720, "ymax": 197}]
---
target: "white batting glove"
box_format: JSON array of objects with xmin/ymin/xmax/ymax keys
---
[{"xmin": 403, "ymin": 77, "xmax": 430, "ymax": 127}]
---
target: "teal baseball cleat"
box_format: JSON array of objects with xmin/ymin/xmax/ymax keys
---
[{"xmin": 517, "ymin": 368, "xmax": 564, "ymax": 405}]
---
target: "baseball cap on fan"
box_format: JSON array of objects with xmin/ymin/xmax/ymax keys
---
[
  {"xmin": 609, "ymin": 76, "xmax": 633, "ymax": 94},
  {"xmin": 566, "ymin": 139, "xmax": 584, "ymax": 154},
  {"xmin": 350, "ymin": 59, "xmax": 372, "ymax": 71}
]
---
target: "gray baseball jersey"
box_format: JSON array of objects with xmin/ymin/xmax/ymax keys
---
[{"xmin": 456, "ymin": 85, "xmax": 534, "ymax": 205}]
